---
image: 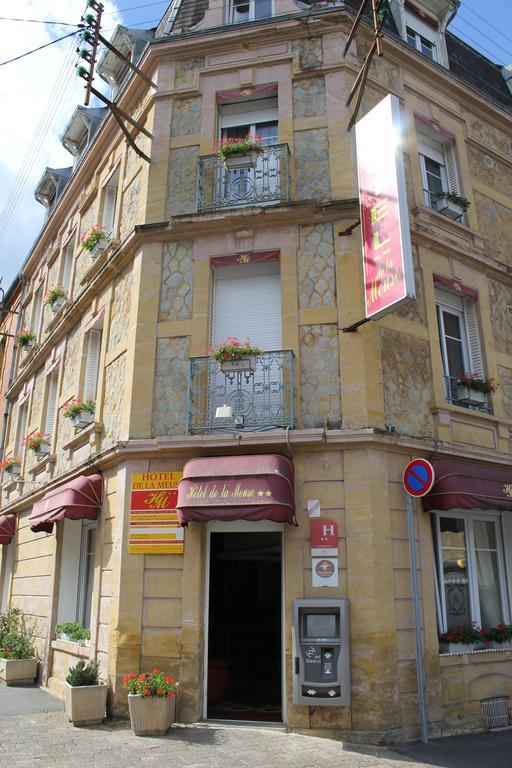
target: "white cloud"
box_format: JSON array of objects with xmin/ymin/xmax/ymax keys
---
[{"xmin": 0, "ymin": 0, "xmax": 123, "ymax": 290}]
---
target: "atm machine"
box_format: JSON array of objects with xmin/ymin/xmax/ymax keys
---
[{"xmin": 292, "ymin": 598, "xmax": 350, "ymax": 706}]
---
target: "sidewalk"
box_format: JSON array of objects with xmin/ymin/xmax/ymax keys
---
[{"xmin": 1, "ymin": 687, "xmax": 512, "ymax": 768}]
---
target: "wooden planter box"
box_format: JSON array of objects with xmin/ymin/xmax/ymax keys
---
[
  {"xmin": 71, "ymin": 410, "xmax": 94, "ymax": 430},
  {"xmin": 0, "ymin": 657, "xmax": 38, "ymax": 686},
  {"xmin": 219, "ymin": 355, "xmax": 257, "ymax": 374},
  {"xmin": 65, "ymin": 682, "xmax": 107, "ymax": 726},
  {"xmin": 223, "ymin": 151, "xmax": 260, "ymax": 170},
  {"xmin": 455, "ymin": 385, "xmax": 487, "ymax": 406},
  {"xmin": 128, "ymin": 694, "xmax": 175, "ymax": 736}
]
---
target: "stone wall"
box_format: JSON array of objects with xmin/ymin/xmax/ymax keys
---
[
  {"xmin": 467, "ymin": 113, "xmax": 512, "ymax": 158},
  {"xmin": 474, "ymin": 191, "xmax": 512, "ymax": 267},
  {"xmin": 167, "ymin": 146, "xmax": 200, "ymax": 216},
  {"xmin": 108, "ymin": 266, "xmax": 133, "ymax": 350},
  {"xmin": 119, "ymin": 173, "xmax": 142, "ymax": 243},
  {"xmin": 394, "ymin": 247, "xmax": 426, "ymax": 325},
  {"xmin": 380, "ymin": 329, "xmax": 433, "ymax": 436},
  {"xmin": 467, "ymin": 144, "xmax": 512, "ymax": 196},
  {"xmin": 293, "ymin": 76, "xmax": 326, "ymax": 118},
  {"xmin": 101, "ymin": 354, "xmax": 126, "ymax": 450},
  {"xmin": 159, "ymin": 241, "xmax": 193, "ymax": 321},
  {"xmin": 297, "ymin": 224, "xmax": 336, "ymax": 309},
  {"xmin": 294, "ymin": 129, "xmax": 331, "ymax": 201},
  {"xmin": 489, "ymin": 280, "xmax": 512, "ymax": 356},
  {"xmin": 175, "ymin": 57, "xmax": 205, "ymax": 88},
  {"xmin": 299, "ymin": 325, "xmax": 341, "ymax": 428},
  {"xmin": 152, "ymin": 337, "xmax": 190, "ymax": 436},
  {"xmin": 171, "ymin": 98, "xmax": 201, "ymax": 137},
  {"xmin": 498, "ymin": 365, "xmax": 512, "ymax": 420},
  {"xmin": 61, "ymin": 325, "xmax": 82, "ymax": 394},
  {"xmin": 292, "ymin": 37, "xmax": 323, "ymax": 69}
]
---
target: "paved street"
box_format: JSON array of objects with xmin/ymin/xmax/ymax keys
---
[{"xmin": 1, "ymin": 687, "xmax": 512, "ymax": 768}]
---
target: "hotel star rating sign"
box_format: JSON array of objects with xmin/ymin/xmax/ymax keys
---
[
  {"xmin": 403, "ymin": 459, "xmax": 435, "ymax": 498},
  {"xmin": 311, "ymin": 520, "xmax": 339, "ymax": 587}
]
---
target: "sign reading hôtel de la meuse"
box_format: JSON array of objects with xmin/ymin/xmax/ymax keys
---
[
  {"xmin": 129, "ymin": 472, "xmax": 183, "ymax": 554},
  {"xmin": 355, "ymin": 93, "xmax": 415, "ymax": 320}
]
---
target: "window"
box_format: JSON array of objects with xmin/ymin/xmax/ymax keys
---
[
  {"xmin": 56, "ymin": 519, "xmax": 97, "ymax": 629},
  {"xmin": 16, "ymin": 402, "xmax": 28, "ymax": 456},
  {"xmin": 436, "ymin": 287, "xmax": 484, "ymax": 404},
  {"xmin": 60, "ymin": 240, "xmax": 74, "ymax": 295},
  {"xmin": 434, "ymin": 511, "xmax": 509, "ymax": 632},
  {"xmin": 405, "ymin": 10, "xmax": 437, "ymax": 61},
  {"xmin": 31, "ymin": 285, "xmax": 44, "ymax": 339},
  {"xmin": 101, "ymin": 169, "xmax": 119, "ymax": 239},
  {"xmin": 418, "ymin": 133, "xmax": 460, "ymax": 213},
  {"xmin": 83, "ymin": 327, "xmax": 102, "ymax": 402},
  {"xmin": 229, "ymin": 0, "xmax": 272, "ymax": 23},
  {"xmin": 43, "ymin": 371, "xmax": 59, "ymax": 438}
]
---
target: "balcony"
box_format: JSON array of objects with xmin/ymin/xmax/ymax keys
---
[
  {"xmin": 444, "ymin": 376, "xmax": 490, "ymax": 412},
  {"xmin": 188, "ymin": 350, "xmax": 295, "ymax": 434},
  {"xmin": 196, "ymin": 144, "xmax": 290, "ymax": 213}
]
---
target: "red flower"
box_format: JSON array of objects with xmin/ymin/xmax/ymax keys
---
[
  {"xmin": 167, "ymin": 691, "xmax": 174, "ymax": 698},
  {"xmin": 156, "ymin": 688, "xmax": 163, "ymax": 696},
  {"xmin": 165, "ymin": 675, "xmax": 175, "ymax": 684},
  {"xmin": 143, "ymin": 688, "xmax": 151, "ymax": 696},
  {"xmin": 152, "ymin": 668, "xmax": 161, "ymax": 674},
  {"xmin": 139, "ymin": 673, "xmax": 147, "ymax": 681}
]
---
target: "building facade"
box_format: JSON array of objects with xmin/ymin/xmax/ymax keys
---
[{"xmin": 1, "ymin": 0, "xmax": 512, "ymax": 742}]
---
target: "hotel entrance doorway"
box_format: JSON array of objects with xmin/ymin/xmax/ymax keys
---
[{"xmin": 206, "ymin": 530, "xmax": 282, "ymax": 722}]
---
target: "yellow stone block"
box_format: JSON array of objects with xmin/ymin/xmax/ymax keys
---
[
  {"xmin": 142, "ymin": 628, "xmax": 182, "ymax": 658},
  {"xmin": 144, "ymin": 569, "xmax": 183, "ymax": 598},
  {"xmin": 143, "ymin": 598, "xmax": 182, "ymax": 627}
]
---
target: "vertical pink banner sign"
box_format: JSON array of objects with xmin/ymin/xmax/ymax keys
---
[{"xmin": 355, "ymin": 94, "xmax": 415, "ymax": 319}]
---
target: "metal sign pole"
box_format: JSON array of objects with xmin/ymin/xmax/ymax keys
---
[{"xmin": 406, "ymin": 493, "xmax": 429, "ymax": 743}]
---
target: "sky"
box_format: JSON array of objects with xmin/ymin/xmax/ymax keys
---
[{"xmin": 0, "ymin": 0, "xmax": 510, "ymax": 294}]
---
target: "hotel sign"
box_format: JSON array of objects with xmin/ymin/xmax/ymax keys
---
[
  {"xmin": 129, "ymin": 472, "xmax": 183, "ymax": 554},
  {"xmin": 355, "ymin": 94, "xmax": 415, "ymax": 319}
]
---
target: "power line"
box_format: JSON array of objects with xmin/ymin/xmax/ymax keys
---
[
  {"xmin": 449, "ymin": 25, "xmax": 506, "ymax": 66},
  {"xmin": 103, "ymin": 1, "xmax": 168, "ymax": 16},
  {"xmin": 0, "ymin": 17, "xmax": 79, "ymax": 26},
  {"xmin": 462, "ymin": 4, "xmax": 512, "ymax": 48},
  {"xmin": 454, "ymin": 13, "xmax": 512, "ymax": 63},
  {"xmin": 0, "ymin": 31, "xmax": 78, "ymax": 68}
]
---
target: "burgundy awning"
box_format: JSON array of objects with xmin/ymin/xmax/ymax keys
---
[
  {"xmin": 177, "ymin": 454, "xmax": 295, "ymax": 526},
  {"xmin": 0, "ymin": 514, "xmax": 16, "ymax": 545},
  {"xmin": 29, "ymin": 473, "xmax": 103, "ymax": 533},
  {"xmin": 422, "ymin": 460, "xmax": 512, "ymax": 513}
]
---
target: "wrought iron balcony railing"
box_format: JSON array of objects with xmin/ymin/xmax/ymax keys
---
[
  {"xmin": 188, "ymin": 350, "xmax": 295, "ymax": 434},
  {"xmin": 196, "ymin": 144, "xmax": 290, "ymax": 212},
  {"xmin": 443, "ymin": 375, "xmax": 490, "ymax": 412}
]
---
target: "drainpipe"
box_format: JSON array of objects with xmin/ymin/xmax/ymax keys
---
[{"xmin": 0, "ymin": 279, "xmax": 25, "ymax": 458}]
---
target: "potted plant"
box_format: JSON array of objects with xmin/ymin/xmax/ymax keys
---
[
  {"xmin": 434, "ymin": 192, "xmax": 471, "ymax": 220},
  {"xmin": 218, "ymin": 134, "xmax": 263, "ymax": 170},
  {"xmin": 16, "ymin": 329, "xmax": 37, "ymax": 351},
  {"xmin": 81, "ymin": 226, "xmax": 108, "ymax": 258},
  {"xmin": 485, "ymin": 623, "xmax": 512, "ymax": 650},
  {"xmin": 23, "ymin": 433, "xmax": 51, "ymax": 458},
  {"xmin": 0, "ymin": 457, "xmax": 22, "ymax": 477},
  {"xmin": 455, "ymin": 372, "xmax": 498, "ymax": 406},
  {"xmin": 439, "ymin": 623, "xmax": 486, "ymax": 653},
  {"xmin": 123, "ymin": 668, "xmax": 179, "ymax": 736},
  {"xmin": 44, "ymin": 285, "xmax": 67, "ymax": 313},
  {"xmin": 62, "ymin": 399, "xmax": 95, "ymax": 430},
  {"xmin": 55, "ymin": 622, "xmax": 91, "ymax": 645},
  {"xmin": 0, "ymin": 608, "xmax": 38, "ymax": 685},
  {"xmin": 65, "ymin": 659, "xmax": 107, "ymax": 726},
  {"xmin": 210, "ymin": 336, "xmax": 262, "ymax": 374}
]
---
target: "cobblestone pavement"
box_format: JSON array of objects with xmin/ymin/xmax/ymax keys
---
[{"xmin": 1, "ymin": 709, "xmax": 435, "ymax": 768}]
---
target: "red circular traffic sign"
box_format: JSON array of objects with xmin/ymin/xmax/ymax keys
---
[{"xmin": 403, "ymin": 459, "xmax": 435, "ymax": 498}]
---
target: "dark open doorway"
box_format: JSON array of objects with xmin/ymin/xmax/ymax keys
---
[{"xmin": 207, "ymin": 531, "xmax": 282, "ymax": 722}]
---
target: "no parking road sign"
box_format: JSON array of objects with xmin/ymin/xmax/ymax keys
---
[{"xmin": 403, "ymin": 459, "xmax": 435, "ymax": 498}]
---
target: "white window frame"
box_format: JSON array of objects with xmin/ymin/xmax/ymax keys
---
[
  {"xmin": 418, "ymin": 137, "xmax": 461, "ymax": 209},
  {"xmin": 60, "ymin": 239, "xmax": 75, "ymax": 295},
  {"xmin": 229, "ymin": 0, "xmax": 274, "ymax": 23},
  {"xmin": 31, "ymin": 284, "xmax": 44, "ymax": 339},
  {"xmin": 76, "ymin": 521, "xmax": 97, "ymax": 628},
  {"xmin": 405, "ymin": 10, "xmax": 438, "ymax": 61},
  {"xmin": 100, "ymin": 169, "xmax": 120, "ymax": 240},
  {"xmin": 16, "ymin": 401, "xmax": 28, "ymax": 456},
  {"xmin": 43, "ymin": 370, "xmax": 59, "ymax": 438},
  {"xmin": 83, "ymin": 327, "xmax": 102, "ymax": 402},
  {"xmin": 434, "ymin": 510, "xmax": 510, "ymax": 632}
]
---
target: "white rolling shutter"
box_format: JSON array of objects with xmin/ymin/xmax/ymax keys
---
[
  {"xmin": 101, "ymin": 185, "xmax": 117, "ymax": 235},
  {"xmin": 44, "ymin": 372, "xmax": 59, "ymax": 436},
  {"xmin": 463, "ymin": 297, "xmax": 484, "ymax": 377},
  {"xmin": 443, "ymin": 142, "xmax": 460, "ymax": 195},
  {"xmin": 213, "ymin": 260, "xmax": 281, "ymax": 351},
  {"xmin": 62, "ymin": 245, "xmax": 74, "ymax": 293},
  {"xmin": 219, "ymin": 97, "xmax": 278, "ymax": 129},
  {"xmin": 84, "ymin": 329, "xmax": 102, "ymax": 401}
]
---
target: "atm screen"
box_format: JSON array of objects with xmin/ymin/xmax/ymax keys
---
[{"xmin": 305, "ymin": 613, "xmax": 337, "ymax": 638}]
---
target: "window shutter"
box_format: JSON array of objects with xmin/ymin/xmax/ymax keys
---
[
  {"xmin": 463, "ymin": 297, "xmax": 484, "ymax": 377},
  {"xmin": 220, "ymin": 97, "xmax": 278, "ymax": 129},
  {"xmin": 84, "ymin": 329, "xmax": 102, "ymax": 401},
  {"xmin": 62, "ymin": 246, "xmax": 74, "ymax": 292},
  {"xmin": 44, "ymin": 372, "xmax": 59, "ymax": 436},
  {"xmin": 101, "ymin": 186, "xmax": 117, "ymax": 235},
  {"xmin": 17, "ymin": 404, "xmax": 28, "ymax": 454},
  {"xmin": 208, "ymin": 266, "xmax": 216, "ymax": 348},
  {"xmin": 31, "ymin": 288, "xmax": 43, "ymax": 336},
  {"xmin": 444, "ymin": 142, "xmax": 460, "ymax": 195}
]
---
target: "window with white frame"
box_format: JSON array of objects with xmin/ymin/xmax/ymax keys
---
[
  {"xmin": 436, "ymin": 287, "xmax": 484, "ymax": 403},
  {"xmin": 16, "ymin": 401, "xmax": 28, "ymax": 455},
  {"xmin": 229, "ymin": 0, "xmax": 272, "ymax": 23},
  {"xmin": 31, "ymin": 284, "xmax": 44, "ymax": 339},
  {"xmin": 405, "ymin": 10, "xmax": 437, "ymax": 61},
  {"xmin": 83, "ymin": 327, "xmax": 102, "ymax": 402},
  {"xmin": 101, "ymin": 170, "xmax": 119, "ymax": 239},
  {"xmin": 434, "ymin": 511, "xmax": 510, "ymax": 631},
  {"xmin": 43, "ymin": 371, "xmax": 59, "ymax": 438},
  {"xmin": 60, "ymin": 240, "xmax": 74, "ymax": 296},
  {"xmin": 418, "ymin": 131, "xmax": 461, "ymax": 212},
  {"xmin": 56, "ymin": 519, "xmax": 97, "ymax": 628}
]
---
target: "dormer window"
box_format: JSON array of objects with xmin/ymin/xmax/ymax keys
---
[
  {"xmin": 229, "ymin": 0, "xmax": 272, "ymax": 23},
  {"xmin": 97, "ymin": 26, "xmax": 154, "ymax": 99},
  {"xmin": 61, "ymin": 107, "xmax": 107, "ymax": 170},
  {"xmin": 34, "ymin": 167, "xmax": 72, "ymax": 220},
  {"xmin": 406, "ymin": 25, "xmax": 436, "ymax": 60},
  {"xmin": 405, "ymin": 9, "xmax": 438, "ymax": 61}
]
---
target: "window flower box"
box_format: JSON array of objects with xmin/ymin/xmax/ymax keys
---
[
  {"xmin": 90, "ymin": 238, "xmax": 108, "ymax": 259},
  {"xmin": 223, "ymin": 151, "xmax": 260, "ymax": 171},
  {"xmin": 455, "ymin": 385, "xmax": 487, "ymax": 406},
  {"xmin": 434, "ymin": 193, "xmax": 470, "ymax": 220},
  {"xmin": 490, "ymin": 641, "xmax": 512, "ymax": 650},
  {"xmin": 44, "ymin": 286, "xmax": 67, "ymax": 313},
  {"xmin": 455, "ymin": 373, "xmax": 497, "ymax": 406},
  {"xmin": 219, "ymin": 355, "xmax": 257, "ymax": 374},
  {"xmin": 17, "ymin": 330, "xmax": 37, "ymax": 351},
  {"xmin": 439, "ymin": 623, "xmax": 485, "ymax": 653},
  {"xmin": 0, "ymin": 458, "xmax": 22, "ymax": 476},
  {"xmin": 72, "ymin": 410, "xmax": 94, "ymax": 429},
  {"xmin": 81, "ymin": 226, "xmax": 108, "ymax": 259},
  {"xmin": 219, "ymin": 135, "xmax": 263, "ymax": 171},
  {"xmin": 439, "ymin": 642, "xmax": 483, "ymax": 654},
  {"xmin": 63, "ymin": 399, "xmax": 95, "ymax": 431},
  {"xmin": 24, "ymin": 433, "xmax": 51, "ymax": 457},
  {"xmin": 51, "ymin": 295, "xmax": 66, "ymax": 312},
  {"xmin": 210, "ymin": 336, "xmax": 262, "ymax": 375}
]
